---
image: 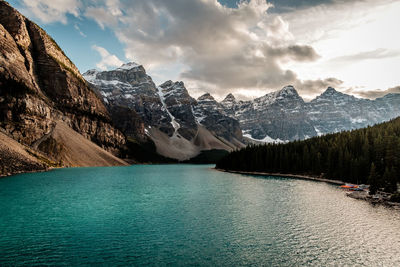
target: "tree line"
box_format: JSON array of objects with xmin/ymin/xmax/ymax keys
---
[{"xmin": 216, "ymin": 117, "xmax": 400, "ymax": 194}]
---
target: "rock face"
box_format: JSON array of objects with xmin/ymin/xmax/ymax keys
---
[
  {"xmin": 193, "ymin": 93, "xmax": 243, "ymax": 144},
  {"xmin": 221, "ymin": 86, "xmax": 316, "ymax": 142},
  {"xmin": 84, "ymin": 60, "xmax": 400, "ymax": 154},
  {"xmin": 83, "ymin": 64, "xmax": 175, "ymax": 136},
  {"xmin": 158, "ymin": 80, "xmax": 197, "ymax": 140},
  {"xmin": 0, "ymin": 0, "xmax": 127, "ymax": 173},
  {"xmin": 308, "ymin": 88, "xmax": 400, "ymax": 135},
  {"xmin": 220, "ymin": 86, "xmax": 400, "ymax": 142},
  {"xmin": 84, "ymin": 65, "xmax": 245, "ymax": 160}
]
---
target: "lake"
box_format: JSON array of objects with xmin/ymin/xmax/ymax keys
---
[{"xmin": 0, "ymin": 164, "xmax": 399, "ymax": 266}]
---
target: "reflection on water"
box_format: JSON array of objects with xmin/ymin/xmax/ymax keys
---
[{"xmin": 0, "ymin": 165, "xmax": 399, "ymax": 266}]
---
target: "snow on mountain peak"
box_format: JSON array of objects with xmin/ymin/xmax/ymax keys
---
[
  {"xmin": 278, "ymin": 85, "xmax": 298, "ymax": 96},
  {"xmin": 117, "ymin": 62, "xmax": 141, "ymax": 70},
  {"xmin": 317, "ymin": 87, "xmax": 357, "ymax": 102},
  {"xmin": 160, "ymin": 80, "xmax": 174, "ymax": 87},
  {"xmin": 222, "ymin": 93, "xmax": 236, "ymax": 103},
  {"xmin": 198, "ymin": 93, "xmax": 215, "ymax": 102},
  {"xmin": 82, "ymin": 69, "xmax": 99, "ymax": 83}
]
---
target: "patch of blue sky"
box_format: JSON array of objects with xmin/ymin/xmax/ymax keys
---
[
  {"xmin": 7, "ymin": 0, "xmax": 127, "ymax": 72},
  {"xmin": 43, "ymin": 15, "xmax": 127, "ymax": 72}
]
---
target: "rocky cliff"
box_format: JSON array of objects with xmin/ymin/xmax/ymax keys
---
[
  {"xmin": 84, "ymin": 65, "xmax": 245, "ymax": 160},
  {"xmin": 0, "ymin": 0, "xmax": 127, "ymax": 174}
]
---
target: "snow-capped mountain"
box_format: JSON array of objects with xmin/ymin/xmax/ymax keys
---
[
  {"xmin": 193, "ymin": 93, "xmax": 243, "ymax": 145},
  {"xmin": 83, "ymin": 63, "xmax": 173, "ymax": 135},
  {"xmin": 221, "ymin": 86, "xmax": 316, "ymax": 142},
  {"xmin": 220, "ymin": 86, "xmax": 400, "ymax": 142},
  {"xmin": 157, "ymin": 80, "xmax": 197, "ymax": 140},
  {"xmin": 83, "ymin": 64, "xmax": 244, "ymax": 160},
  {"xmin": 84, "ymin": 62, "xmax": 400, "ymax": 159}
]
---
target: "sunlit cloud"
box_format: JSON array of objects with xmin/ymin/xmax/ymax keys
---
[
  {"xmin": 21, "ymin": 0, "xmax": 81, "ymax": 24},
  {"xmin": 92, "ymin": 45, "xmax": 123, "ymax": 70},
  {"xmin": 16, "ymin": 0, "xmax": 400, "ymax": 100}
]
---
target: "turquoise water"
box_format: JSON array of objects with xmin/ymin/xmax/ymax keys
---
[{"xmin": 0, "ymin": 165, "xmax": 400, "ymax": 266}]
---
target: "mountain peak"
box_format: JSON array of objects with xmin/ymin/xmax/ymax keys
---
[
  {"xmin": 160, "ymin": 80, "xmax": 185, "ymax": 89},
  {"xmin": 82, "ymin": 69, "xmax": 99, "ymax": 83},
  {"xmin": 160, "ymin": 80, "xmax": 174, "ymax": 88},
  {"xmin": 198, "ymin": 93, "xmax": 215, "ymax": 101},
  {"xmin": 117, "ymin": 62, "xmax": 141, "ymax": 70},
  {"xmin": 276, "ymin": 85, "xmax": 301, "ymax": 99},
  {"xmin": 323, "ymin": 87, "xmax": 338, "ymax": 94},
  {"xmin": 319, "ymin": 87, "xmax": 346, "ymax": 99},
  {"xmin": 223, "ymin": 93, "xmax": 236, "ymax": 102},
  {"xmin": 279, "ymin": 85, "xmax": 297, "ymax": 93}
]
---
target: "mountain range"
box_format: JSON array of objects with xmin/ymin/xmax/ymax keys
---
[
  {"xmin": 83, "ymin": 63, "xmax": 400, "ymax": 159},
  {"xmin": 1, "ymin": 0, "xmax": 400, "ymax": 175}
]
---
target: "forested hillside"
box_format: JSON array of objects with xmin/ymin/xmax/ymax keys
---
[{"xmin": 217, "ymin": 117, "xmax": 400, "ymax": 194}]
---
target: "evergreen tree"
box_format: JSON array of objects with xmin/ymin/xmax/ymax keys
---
[
  {"xmin": 368, "ymin": 163, "xmax": 380, "ymax": 195},
  {"xmin": 215, "ymin": 117, "xmax": 400, "ymax": 193}
]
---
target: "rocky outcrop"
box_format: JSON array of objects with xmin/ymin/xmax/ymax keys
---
[
  {"xmin": 220, "ymin": 86, "xmax": 316, "ymax": 142},
  {"xmin": 108, "ymin": 105, "xmax": 146, "ymax": 142},
  {"xmin": 193, "ymin": 93, "xmax": 243, "ymax": 144},
  {"xmin": 84, "ymin": 65, "xmax": 245, "ymax": 160},
  {"xmin": 158, "ymin": 80, "xmax": 197, "ymax": 140},
  {"xmin": 83, "ymin": 64, "xmax": 175, "ymax": 136},
  {"xmin": 0, "ymin": 0, "xmax": 127, "ymax": 173},
  {"xmin": 308, "ymin": 87, "xmax": 400, "ymax": 135}
]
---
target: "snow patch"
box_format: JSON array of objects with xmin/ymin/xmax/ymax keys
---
[
  {"xmin": 243, "ymin": 134, "xmax": 287, "ymax": 144},
  {"xmin": 350, "ymin": 118, "xmax": 367, "ymax": 124},
  {"xmin": 82, "ymin": 70, "xmax": 98, "ymax": 83},
  {"xmin": 314, "ymin": 127, "xmax": 323, "ymax": 136},
  {"xmin": 117, "ymin": 62, "xmax": 140, "ymax": 70},
  {"xmin": 157, "ymin": 86, "xmax": 181, "ymax": 135}
]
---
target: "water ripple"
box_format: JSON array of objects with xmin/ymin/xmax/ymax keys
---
[{"xmin": 0, "ymin": 165, "xmax": 399, "ymax": 266}]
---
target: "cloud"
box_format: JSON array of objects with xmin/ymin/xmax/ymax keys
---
[
  {"xmin": 295, "ymin": 77, "xmax": 343, "ymax": 99},
  {"xmin": 266, "ymin": 45, "xmax": 320, "ymax": 62},
  {"xmin": 332, "ymin": 48, "xmax": 400, "ymax": 63},
  {"xmin": 21, "ymin": 0, "xmax": 81, "ymax": 24},
  {"xmin": 349, "ymin": 86, "xmax": 400, "ymax": 99},
  {"xmin": 74, "ymin": 24, "xmax": 86, "ymax": 37},
  {"xmin": 83, "ymin": 0, "xmax": 322, "ymax": 98},
  {"xmin": 18, "ymin": 0, "xmax": 400, "ymax": 101},
  {"xmin": 92, "ymin": 45, "xmax": 123, "ymax": 70}
]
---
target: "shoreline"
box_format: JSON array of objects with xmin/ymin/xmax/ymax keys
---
[
  {"xmin": 215, "ymin": 168, "xmax": 345, "ymax": 185},
  {"xmin": 0, "ymin": 162, "xmax": 178, "ymax": 178},
  {"xmin": 0, "ymin": 167, "xmax": 57, "ymax": 179},
  {"xmin": 215, "ymin": 168, "xmax": 400, "ymax": 209}
]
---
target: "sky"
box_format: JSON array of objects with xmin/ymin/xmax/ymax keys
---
[{"xmin": 7, "ymin": 0, "xmax": 400, "ymax": 101}]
